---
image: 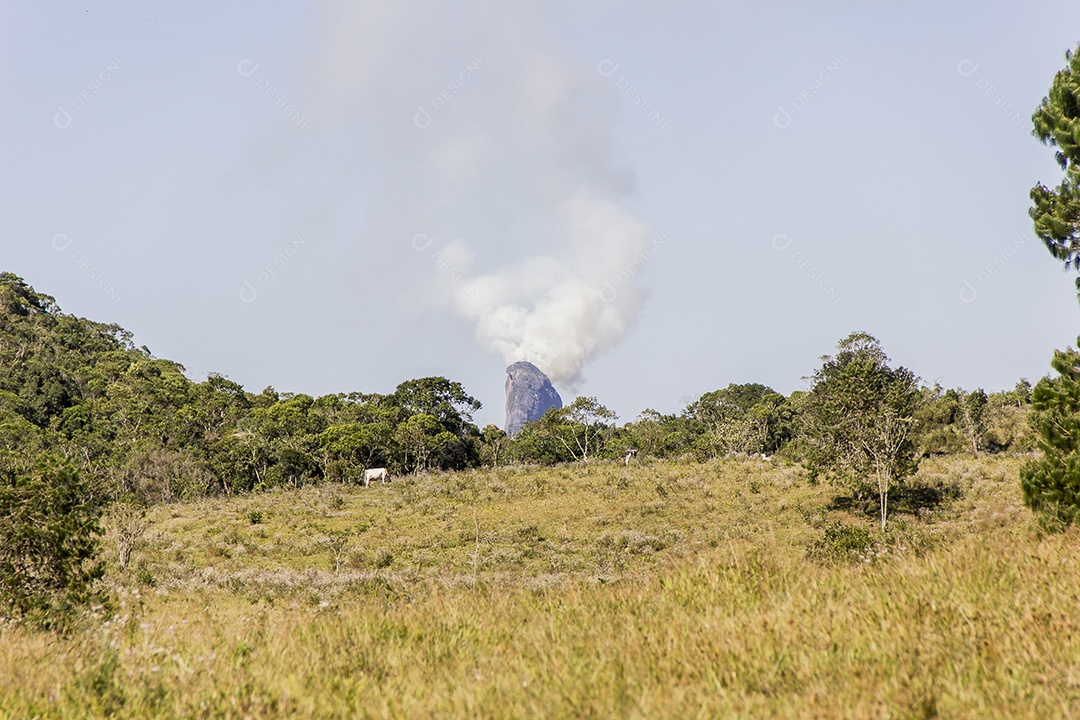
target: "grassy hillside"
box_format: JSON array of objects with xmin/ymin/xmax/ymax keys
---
[{"xmin": 2, "ymin": 455, "xmax": 1077, "ymax": 719}]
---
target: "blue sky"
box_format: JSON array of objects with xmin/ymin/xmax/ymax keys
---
[{"xmin": 2, "ymin": 1, "xmax": 1079, "ymax": 428}]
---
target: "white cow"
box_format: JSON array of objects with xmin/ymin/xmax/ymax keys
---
[
  {"xmin": 624, "ymin": 448, "xmax": 638, "ymax": 466},
  {"xmin": 363, "ymin": 467, "xmax": 390, "ymax": 486}
]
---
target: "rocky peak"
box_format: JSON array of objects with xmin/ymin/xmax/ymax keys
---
[{"xmin": 504, "ymin": 361, "xmax": 562, "ymax": 437}]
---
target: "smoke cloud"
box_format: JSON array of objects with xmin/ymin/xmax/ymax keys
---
[
  {"xmin": 305, "ymin": 0, "xmax": 652, "ymax": 387},
  {"xmin": 450, "ymin": 189, "xmax": 649, "ymax": 385}
]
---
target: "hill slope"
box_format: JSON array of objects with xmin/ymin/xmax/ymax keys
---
[{"xmin": 2, "ymin": 455, "xmax": 1077, "ymax": 719}]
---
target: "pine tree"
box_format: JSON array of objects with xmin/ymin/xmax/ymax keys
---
[
  {"xmin": 1020, "ymin": 342, "xmax": 1080, "ymax": 530},
  {"xmin": 1031, "ymin": 45, "xmax": 1080, "ymax": 298}
]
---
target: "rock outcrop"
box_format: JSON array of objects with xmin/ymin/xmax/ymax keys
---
[{"xmin": 504, "ymin": 361, "xmax": 562, "ymax": 437}]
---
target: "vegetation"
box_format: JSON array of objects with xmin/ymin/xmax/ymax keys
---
[
  {"xmin": 3, "ymin": 36, "xmax": 1079, "ymax": 719},
  {"xmin": 0, "ymin": 228, "xmax": 1075, "ymax": 710},
  {"xmin": 801, "ymin": 332, "xmax": 920, "ymax": 530},
  {"xmin": 0, "ymin": 272, "xmax": 1033, "ymax": 504},
  {"xmin": 685, "ymin": 382, "xmax": 791, "ymax": 458},
  {"xmin": 957, "ymin": 388, "xmax": 989, "ymax": 456},
  {"xmin": 0, "ymin": 272, "xmax": 485, "ymax": 502},
  {"xmin": 0, "ymin": 458, "xmax": 105, "ymax": 630},
  {"xmin": 1021, "ymin": 341, "xmax": 1080, "ymax": 530},
  {"xmin": 1, "ymin": 455, "xmax": 1076, "ymax": 718},
  {"xmin": 1031, "ymin": 44, "xmax": 1080, "ymax": 298},
  {"xmin": 0, "ymin": 269, "xmax": 1066, "ymax": 717},
  {"xmin": 1023, "ymin": 45, "xmax": 1080, "ymax": 531},
  {"xmin": 516, "ymin": 397, "xmax": 618, "ymax": 463}
]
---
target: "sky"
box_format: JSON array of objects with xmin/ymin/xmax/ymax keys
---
[{"xmin": 2, "ymin": 1, "xmax": 1080, "ymax": 429}]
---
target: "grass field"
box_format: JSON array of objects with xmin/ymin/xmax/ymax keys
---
[{"xmin": 2, "ymin": 455, "xmax": 1078, "ymax": 719}]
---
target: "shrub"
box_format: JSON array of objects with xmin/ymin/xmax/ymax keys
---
[
  {"xmin": 596, "ymin": 530, "xmax": 667, "ymax": 555},
  {"xmin": 807, "ymin": 521, "xmax": 873, "ymax": 563},
  {"xmin": 135, "ymin": 563, "xmax": 156, "ymax": 587},
  {"xmin": 105, "ymin": 500, "xmax": 148, "ymax": 570},
  {"xmin": 0, "ymin": 459, "xmax": 105, "ymax": 628},
  {"xmin": 1021, "ymin": 342, "xmax": 1080, "ymax": 531}
]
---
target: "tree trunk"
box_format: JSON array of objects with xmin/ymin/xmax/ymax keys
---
[{"xmin": 878, "ymin": 469, "xmax": 890, "ymax": 531}]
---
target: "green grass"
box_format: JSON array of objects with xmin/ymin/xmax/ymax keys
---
[{"xmin": 2, "ymin": 456, "xmax": 1078, "ymax": 718}]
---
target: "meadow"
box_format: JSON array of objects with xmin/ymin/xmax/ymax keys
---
[{"xmin": 1, "ymin": 455, "xmax": 1078, "ymax": 719}]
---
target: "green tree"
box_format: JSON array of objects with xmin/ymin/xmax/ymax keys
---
[
  {"xmin": 912, "ymin": 385, "xmax": 964, "ymax": 456},
  {"xmin": 174, "ymin": 374, "xmax": 252, "ymax": 449},
  {"xmin": 1023, "ymin": 48, "xmax": 1080, "ymax": 528},
  {"xmin": 389, "ymin": 377, "xmax": 481, "ymax": 437},
  {"xmin": 1031, "ymin": 45, "xmax": 1080, "ymax": 298},
  {"xmin": 394, "ymin": 413, "xmax": 446, "ymax": 473},
  {"xmin": 479, "ymin": 424, "xmax": 509, "ymax": 467},
  {"xmin": 248, "ymin": 395, "xmax": 325, "ymax": 488},
  {"xmin": 389, "ymin": 377, "xmax": 482, "ymax": 470},
  {"xmin": 0, "ymin": 458, "xmax": 105, "ymax": 628},
  {"xmin": 317, "ymin": 422, "xmax": 394, "ymax": 480},
  {"xmin": 210, "ymin": 428, "xmax": 272, "ymax": 493},
  {"xmin": 112, "ymin": 447, "xmax": 213, "ymax": 503},
  {"xmin": 687, "ymin": 384, "xmax": 764, "ymax": 457},
  {"xmin": 983, "ymin": 387, "xmax": 1035, "ymax": 453},
  {"xmin": 619, "ymin": 409, "xmax": 694, "ymax": 459},
  {"xmin": 803, "ymin": 332, "xmax": 919, "ymax": 530},
  {"xmin": 687, "ymin": 384, "xmax": 789, "ymax": 457},
  {"xmin": 506, "ymin": 417, "xmax": 575, "ymax": 465},
  {"xmin": 1020, "ymin": 342, "xmax": 1080, "ymax": 530},
  {"xmin": 958, "ymin": 388, "xmax": 988, "ymax": 456},
  {"xmin": 543, "ymin": 397, "xmax": 616, "ymax": 462},
  {"xmin": 1010, "ymin": 379, "xmax": 1033, "ymax": 407}
]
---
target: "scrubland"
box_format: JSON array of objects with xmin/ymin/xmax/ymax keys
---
[{"xmin": 2, "ymin": 455, "xmax": 1078, "ymax": 719}]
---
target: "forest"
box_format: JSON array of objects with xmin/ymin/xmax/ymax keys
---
[{"xmin": 0, "ymin": 271, "xmax": 1034, "ymax": 505}]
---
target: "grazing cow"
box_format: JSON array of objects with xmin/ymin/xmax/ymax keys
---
[
  {"xmin": 363, "ymin": 468, "xmax": 390, "ymax": 486},
  {"xmin": 624, "ymin": 448, "xmax": 638, "ymax": 466}
]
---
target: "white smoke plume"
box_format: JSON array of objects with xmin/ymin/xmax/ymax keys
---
[
  {"xmin": 450, "ymin": 189, "xmax": 649, "ymax": 386},
  {"xmin": 306, "ymin": 0, "xmax": 652, "ymax": 387}
]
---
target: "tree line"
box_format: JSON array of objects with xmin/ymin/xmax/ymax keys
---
[
  {"xmin": 0, "ymin": 271, "xmax": 1033, "ymax": 504},
  {"xmin": 0, "ymin": 272, "xmax": 489, "ymax": 502}
]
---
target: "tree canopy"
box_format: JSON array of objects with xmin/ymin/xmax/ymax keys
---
[
  {"xmin": 1021, "ymin": 46, "xmax": 1080, "ymax": 531},
  {"xmin": 1021, "ymin": 341, "xmax": 1080, "ymax": 530},
  {"xmin": 1031, "ymin": 45, "xmax": 1080, "ymax": 298},
  {"xmin": 0, "ymin": 271, "xmax": 1038, "ymax": 495},
  {"xmin": 802, "ymin": 332, "xmax": 919, "ymax": 530},
  {"xmin": 0, "ymin": 273, "xmax": 487, "ymax": 501}
]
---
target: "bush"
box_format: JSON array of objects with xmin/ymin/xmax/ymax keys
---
[
  {"xmin": 135, "ymin": 563, "xmax": 156, "ymax": 587},
  {"xmin": 104, "ymin": 500, "xmax": 148, "ymax": 570},
  {"xmin": 0, "ymin": 458, "xmax": 105, "ymax": 628},
  {"xmin": 1021, "ymin": 343, "xmax": 1080, "ymax": 531},
  {"xmin": 984, "ymin": 403, "xmax": 1034, "ymax": 453},
  {"xmin": 807, "ymin": 521, "xmax": 873, "ymax": 563},
  {"xmin": 596, "ymin": 530, "xmax": 667, "ymax": 555}
]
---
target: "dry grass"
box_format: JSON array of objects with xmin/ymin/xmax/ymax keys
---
[{"xmin": 2, "ymin": 455, "xmax": 1078, "ymax": 718}]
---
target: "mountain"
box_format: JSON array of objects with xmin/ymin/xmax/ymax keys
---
[{"xmin": 504, "ymin": 361, "xmax": 562, "ymax": 436}]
